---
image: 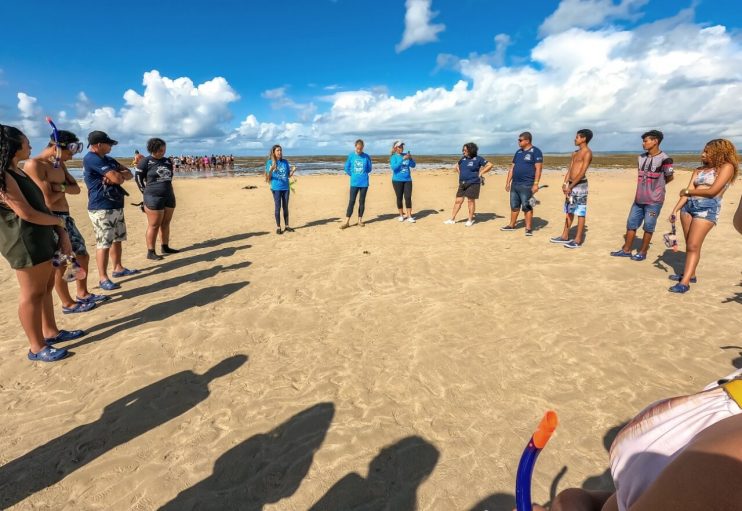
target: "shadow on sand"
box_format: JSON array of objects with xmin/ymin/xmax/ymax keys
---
[
  {"xmin": 0, "ymin": 355, "xmax": 248, "ymax": 509},
  {"xmin": 309, "ymin": 436, "xmax": 439, "ymax": 511},
  {"xmin": 160, "ymin": 403, "xmax": 335, "ymax": 510}
]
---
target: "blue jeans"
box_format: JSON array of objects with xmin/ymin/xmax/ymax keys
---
[
  {"xmin": 627, "ymin": 202, "xmax": 662, "ymax": 233},
  {"xmin": 510, "ymin": 184, "xmax": 534, "ymax": 212}
]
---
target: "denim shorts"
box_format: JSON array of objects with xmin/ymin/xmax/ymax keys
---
[
  {"xmin": 510, "ymin": 184, "xmax": 534, "ymax": 212},
  {"xmin": 681, "ymin": 197, "xmax": 721, "ymax": 224},
  {"xmin": 627, "ymin": 202, "xmax": 663, "ymax": 233}
]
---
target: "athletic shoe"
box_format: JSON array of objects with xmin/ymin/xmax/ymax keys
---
[
  {"xmin": 500, "ymin": 225, "xmax": 516, "ymax": 231},
  {"xmin": 564, "ymin": 240, "xmax": 581, "ymax": 249},
  {"xmin": 525, "ymin": 229, "xmax": 533, "ymax": 237},
  {"xmin": 669, "ymin": 283, "xmax": 691, "ymax": 294},
  {"xmin": 443, "ymin": 219, "xmax": 456, "ymax": 225},
  {"xmin": 407, "ymin": 217, "xmax": 416, "ymax": 223},
  {"xmin": 549, "ymin": 236, "xmax": 570, "ymax": 244},
  {"xmin": 147, "ymin": 251, "xmax": 164, "ymax": 261},
  {"xmin": 397, "ymin": 215, "xmax": 405, "ymax": 222},
  {"xmin": 465, "ymin": 219, "xmax": 475, "ymax": 227},
  {"xmin": 610, "ymin": 249, "xmax": 633, "ymax": 257}
]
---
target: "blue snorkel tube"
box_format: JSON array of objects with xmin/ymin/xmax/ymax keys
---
[
  {"xmin": 516, "ymin": 411, "xmax": 559, "ymax": 511},
  {"xmin": 46, "ymin": 116, "xmax": 61, "ymax": 168}
]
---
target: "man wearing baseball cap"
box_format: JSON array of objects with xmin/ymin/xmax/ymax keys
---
[{"xmin": 83, "ymin": 130, "xmax": 138, "ymax": 290}]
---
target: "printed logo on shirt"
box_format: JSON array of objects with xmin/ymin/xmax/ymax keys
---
[
  {"xmin": 354, "ymin": 159, "xmax": 365, "ymax": 173},
  {"xmin": 524, "ymin": 154, "xmax": 532, "ymax": 161}
]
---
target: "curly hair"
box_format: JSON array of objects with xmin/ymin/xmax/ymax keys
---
[
  {"xmin": 0, "ymin": 125, "xmax": 25, "ymax": 193},
  {"xmin": 704, "ymin": 139, "xmax": 739, "ymax": 183}
]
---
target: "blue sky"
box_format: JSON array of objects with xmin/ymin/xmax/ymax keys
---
[{"xmin": 2, "ymin": 0, "xmax": 742, "ymax": 154}]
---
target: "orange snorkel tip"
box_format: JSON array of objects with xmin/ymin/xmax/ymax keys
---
[{"xmin": 532, "ymin": 410, "xmax": 558, "ymax": 449}]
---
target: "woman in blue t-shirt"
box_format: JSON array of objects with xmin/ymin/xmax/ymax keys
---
[
  {"xmin": 390, "ymin": 140, "xmax": 416, "ymax": 223},
  {"xmin": 443, "ymin": 142, "xmax": 493, "ymax": 227},
  {"xmin": 340, "ymin": 139, "xmax": 372, "ymax": 229},
  {"xmin": 266, "ymin": 144, "xmax": 295, "ymax": 234}
]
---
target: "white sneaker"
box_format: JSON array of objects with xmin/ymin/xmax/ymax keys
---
[
  {"xmin": 397, "ymin": 215, "xmax": 405, "ymax": 222},
  {"xmin": 465, "ymin": 219, "xmax": 475, "ymax": 227},
  {"xmin": 443, "ymin": 219, "xmax": 456, "ymax": 225},
  {"xmin": 407, "ymin": 217, "xmax": 416, "ymax": 223}
]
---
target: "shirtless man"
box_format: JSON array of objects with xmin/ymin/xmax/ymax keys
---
[
  {"xmin": 24, "ymin": 130, "xmax": 109, "ymax": 313},
  {"xmin": 550, "ymin": 129, "xmax": 593, "ymax": 248}
]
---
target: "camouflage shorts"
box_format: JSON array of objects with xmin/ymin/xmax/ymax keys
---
[
  {"xmin": 88, "ymin": 208, "xmax": 127, "ymax": 249},
  {"xmin": 52, "ymin": 211, "xmax": 88, "ymax": 256}
]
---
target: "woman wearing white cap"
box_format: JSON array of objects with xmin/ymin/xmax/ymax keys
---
[{"xmin": 390, "ymin": 140, "xmax": 416, "ymax": 222}]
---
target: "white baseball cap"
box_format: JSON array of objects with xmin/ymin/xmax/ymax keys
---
[{"xmin": 393, "ymin": 140, "xmax": 405, "ymax": 149}]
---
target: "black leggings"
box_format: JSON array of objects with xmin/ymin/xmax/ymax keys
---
[
  {"xmin": 272, "ymin": 190, "xmax": 289, "ymax": 226},
  {"xmin": 392, "ymin": 180, "xmax": 412, "ymax": 210},
  {"xmin": 346, "ymin": 186, "xmax": 368, "ymax": 218}
]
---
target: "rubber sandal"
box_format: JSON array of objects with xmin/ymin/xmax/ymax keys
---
[
  {"xmin": 631, "ymin": 253, "xmax": 647, "ymax": 261},
  {"xmin": 99, "ymin": 279, "xmax": 121, "ymax": 291},
  {"xmin": 669, "ymin": 274, "xmax": 697, "ymax": 283},
  {"xmin": 62, "ymin": 301, "xmax": 96, "ymax": 314},
  {"xmin": 669, "ymin": 283, "xmax": 691, "ymax": 294},
  {"xmin": 77, "ymin": 293, "xmax": 110, "ymax": 304},
  {"xmin": 28, "ymin": 346, "xmax": 68, "ymax": 362},
  {"xmin": 112, "ymin": 268, "xmax": 140, "ymax": 277},
  {"xmin": 45, "ymin": 329, "xmax": 86, "ymax": 345},
  {"xmin": 610, "ymin": 249, "xmax": 633, "ymax": 257}
]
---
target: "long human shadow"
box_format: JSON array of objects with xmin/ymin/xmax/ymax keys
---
[
  {"xmin": 119, "ymin": 245, "xmax": 253, "ymax": 284},
  {"xmin": 296, "ymin": 217, "xmax": 341, "ymax": 230},
  {"xmin": 179, "ymin": 231, "xmax": 269, "ymax": 252},
  {"xmin": 652, "ymin": 248, "xmax": 685, "ymax": 276},
  {"xmin": 0, "ymin": 355, "xmax": 248, "ymax": 509},
  {"xmin": 65, "ymin": 282, "xmax": 249, "ymax": 350},
  {"xmin": 309, "ymin": 436, "xmax": 439, "ymax": 511},
  {"xmin": 159, "ymin": 403, "xmax": 335, "ymax": 510},
  {"xmin": 414, "ymin": 209, "xmax": 439, "ymax": 220},
  {"xmin": 512, "ymin": 217, "xmax": 549, "ymax": 230},
  {"xmin": 722, "ymin": 280, "xmax": 742, "ymax": 305},
  {"xmin": 364, "ymin": 213, "xmax": 401, "ymax": 225},
  {"xmin": 108, "ymin": 261, "xmax": 252, "ymax": 303}
]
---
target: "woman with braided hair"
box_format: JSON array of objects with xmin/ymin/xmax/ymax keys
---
[{"xmin": 0, "ymin": 125, "xmax": 85, "ymax": 362}]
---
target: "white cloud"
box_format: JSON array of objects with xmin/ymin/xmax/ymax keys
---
[
  {"xmin": 227, "ymin": 8, "xmax": 742, "ymax": 154},
  {"xmin": 261, "ymin": 87, "xmax": 317, "ymax": 121},
  {"xmin": 63, "ymin": 70, "xmax": 239, "ymax": 144},
  {"xmin": 396, "ymin": 0, "xmax": 445, "ymax": 53},
  {"xmin": 16, "ymin": 92, "xmax": 43, "ymax": 137},
  {"xmin": 540, "ymin": 0, "xmax": 648, "ymax": 36}
]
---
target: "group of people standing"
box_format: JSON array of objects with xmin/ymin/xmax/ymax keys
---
[{"xmin": 0, "ymin": 124, "xmax": 180, "ymax": 362}]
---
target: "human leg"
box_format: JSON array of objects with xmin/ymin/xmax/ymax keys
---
[
  {"xmin": 16, "ymin": 262, "xmax": 55, "ymax": 354},
  {"xmin": 678, "ymin": 219, "xmax": 714, "ymax": 286}
]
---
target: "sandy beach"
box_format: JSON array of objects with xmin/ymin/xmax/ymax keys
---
[{"xmin": 1, "ymin": 169, "xmax": 740, "ymax": 510}]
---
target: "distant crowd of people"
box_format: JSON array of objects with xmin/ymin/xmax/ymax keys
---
[{"xmin": 136, "ymin": 153, "xmax": 235, "ymax": 172}]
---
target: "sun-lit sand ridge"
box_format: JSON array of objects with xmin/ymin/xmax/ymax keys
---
[{"xmin": 0, "ymin": 169, "xmax": 740, "ymax": 510}]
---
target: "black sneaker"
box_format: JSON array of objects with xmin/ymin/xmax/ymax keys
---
[
  {"xmin": 284, "ymin": 226, "xmax": 295, "ymax": 233},
  {"xmin": 525, "ymin": 229, "xmax": 533, "ymax": 237},
  {"xmin": 276, "ymin": 228, "xmax": 283, "ymax": 235},
  {"xmin": 147, "ymin": 251, "xmax": 164, "ymax": 261},
  {"xmin": 161, "ymin": 245, "xmax": 180, "ymax": 254},
  {"xmin": 500, "ymin": 225, "xmax": 516, "ymax": 231}
]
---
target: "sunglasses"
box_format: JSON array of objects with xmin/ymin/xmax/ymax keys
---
[{"xmin": 518, "ymin": 138, "xmax": 526, "ymax": 142}]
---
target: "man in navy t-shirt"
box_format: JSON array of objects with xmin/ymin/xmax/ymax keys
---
[
  {"xmin": 502, "ymin": 132, "xmax": 543, "ymax": 236},
  {"xmin": 83, "ymin": 130, "xmax": 138, "ymax": 290}
]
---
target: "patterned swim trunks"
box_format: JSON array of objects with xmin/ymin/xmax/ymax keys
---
[
  {"xmin": 88, "ymin": 208, "xmax": 127, "ymax": 249},
  {"xmin": 52, "ymin": 211, "xmax": 88, "ymax": 256},
  {"xmin": 564, "ymin": 181, "xmax": 588, "ymax": 217}
]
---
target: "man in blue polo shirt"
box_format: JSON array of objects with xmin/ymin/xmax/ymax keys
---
[
  {"xmin": 502, "ymin": 131, "xmax": 543, "ymax": 236},
  {"xmin": 83, "ymin": 130, "xmax": 138, "ymax": 290}
]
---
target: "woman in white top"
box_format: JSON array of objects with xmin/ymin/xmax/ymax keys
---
[{"xmin": 667, "ymin": 139, "xmax": 738, "ymax": 293}]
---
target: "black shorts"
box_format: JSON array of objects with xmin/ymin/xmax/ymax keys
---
[
  {"xmin": 143, "ymin": 187, "xmax": 176, "ymax": 210},
  {"xmin": 456, "ymin": 181, "xmax": 480, "ymax": 199}
]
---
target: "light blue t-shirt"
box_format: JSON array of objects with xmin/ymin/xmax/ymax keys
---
[
  {"xmin": 344, "ymin": 152, "xmax": 372, "ymax": 188},
  {"xmin": 265, "ymin": 159, "xmax": 291, "ymax": 191},
  {"xmin": 390, "ymin": 153, "xmax": 416, "ymax": 182}
]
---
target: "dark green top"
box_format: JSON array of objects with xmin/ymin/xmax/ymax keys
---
[{"xmin": 0, "ymin": 169, "xmax": 57, "ymax": 268}]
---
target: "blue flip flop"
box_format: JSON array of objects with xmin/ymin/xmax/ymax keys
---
[
  {"xmin": 77, "ymin": 293, "xmax": 111, "ymax": 304},
  {"xmin": 669, "ymin": 283, "xmax": 691, "ymax": 293},
  {"xmin": 669, "ymin": 274, "xmax": 697, "ymax": 283},
  {"xmin": 610, "ymin": 249, "xmax": 633, "ymax": 257},
  {"xmin": 631, "ymin": 253, "xmax": 647, "ymax": 261},
  {"xmin": 62, "ymin": 301, "xmax": 96, "ymax": 314},
  {"xmin": 99, "ymin": 279, "xmax": 121, "ymax": 291},
  {"xmin": 28, "ymin": 346, "xmax": 69, "ymax": 362},
  {"xmin": 112, "ymin": 268, "xmax": 140, "ymax": 278},
  {"xmin": 45, "ymin": 329, "xmax": 86, "ymax": 345}
]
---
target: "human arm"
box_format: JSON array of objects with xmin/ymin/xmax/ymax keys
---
[
  {"xmin": 406, "ymin": 153, "xmax": 416, "ymax": 167},
  {"xmin": 0, "ymin": 174, "xmax": 67, "ymax": 228},
  {"xmin": 390, "ymin": 154, "xmax": 403, "ymax": 174},
  {"xmin": 22, "ymin": 159, "xmax": 68, "ymax": 207},
  {"xmin": 344, "ymin": 155, "xmax": 352, "ymax": 176},
  {"xmin": 734, "ymin": 196, "xmax": 742, "ymax": 235},
  {"xmin": 662, "ymin": 158, "xmax": 674, "ymax": 184},
  {"xmin": 683, "ymin": 163, "xmax": 734, "ymax": 198},
  {"xmin": 365, "ymin": 155, "xmax": 372, "ymax": 174},
  {"xmin": 532, "ymin": 162, "xmax": 543, "ymax": 193},
  {"xmin": 479, "ymin": 161, "xmax": 494, "ymax": 177},
  {"xmin": 505, "ymin": 164, "xmax": 514, "ymax": 192},
  {"xmin": 670, "ymin": 170, "xmax": 697, "ymax": 220},
  {"xmin": 566, "ymin": 150, "xmax": 592, "ymax": 194}
]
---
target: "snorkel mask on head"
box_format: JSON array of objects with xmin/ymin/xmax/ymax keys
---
[{"xmin": 46, "ymin": 117, "xmax": 83, "ymax": 168}]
